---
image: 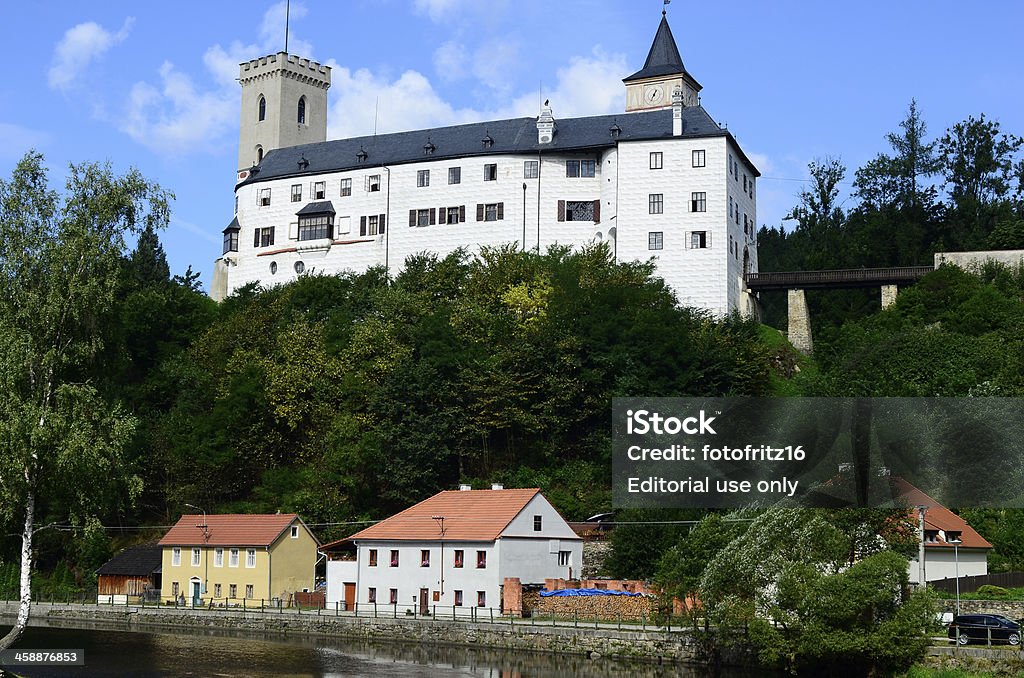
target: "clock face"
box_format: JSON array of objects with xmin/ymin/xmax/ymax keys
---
[{"xmin": 645, "ymin": 85, "xmax": 664, "ymax": 104}]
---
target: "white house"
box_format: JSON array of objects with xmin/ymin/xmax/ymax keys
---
[
  {"xmin": 324, "ymin": 486, "xmax": 583, "ymax": 614},
  {"xmin": 212, "ymin": 12, "xmax": 760, "ymax": 316}
]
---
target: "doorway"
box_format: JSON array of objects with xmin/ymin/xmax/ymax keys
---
[
  {"xmin": 343, "ymin": 582, "xmax": 355, "ymax": 611},
  {"xmin": 191, "ymin": 579, "xmax": 201, "ymax": 606},
  {"xmin": 419, "ymin": 588, "xmax": 429, "ymax": 615}
]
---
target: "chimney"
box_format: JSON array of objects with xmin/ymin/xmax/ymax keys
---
[
  {"xmin": 459, "ymin": 484, "xmax": 472, "ymax": 491},
  {"xmin": 537, "ymin": 101, "xmax": 555, "ymax": 144},
  {"xmin": 672, "ymin": 87, "xmax": 684, "ymax": 137},
  {"xmin": 491, "ymin": 483, "xmax": 504, "ymax": 491}
]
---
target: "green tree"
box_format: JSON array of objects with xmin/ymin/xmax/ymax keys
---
[{"xmin": 0, "ymin": 152, "xmax": 166, "ymax": 648}]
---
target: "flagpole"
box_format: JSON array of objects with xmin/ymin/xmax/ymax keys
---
[{"xmin": 285, "ymin": 0, "xmax": 290, "ymax": 53}]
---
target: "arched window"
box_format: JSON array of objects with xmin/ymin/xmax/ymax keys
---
[
  {"xmin": 256, "ymin": 146, "xmax": 264, "ymax": 163},
  {"xmin": 297, "ymin": 96, "xmax": 306, "ymax": 124},
  {"xmin": 258, "ymin": 95, "xmax": 266, "ymax": 122}
]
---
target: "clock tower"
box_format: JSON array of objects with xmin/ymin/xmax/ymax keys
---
[{"xmin": 624, "ymin": 11, "xmax": 701, "ymax": 112}]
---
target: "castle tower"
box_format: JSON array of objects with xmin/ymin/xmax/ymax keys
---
[
  {"xmin": 623, "ymin": 11, "xmax": 702, "ymax": 112},
  {"xmin": 237, "ymin": 52, "xmax": 331, "ymax": 170}
]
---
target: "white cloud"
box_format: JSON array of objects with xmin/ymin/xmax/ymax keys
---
[
  {"xmin": 172, "ymin": 216, "xmax": 221, "ymax": 245},
  {"xmin": 48, "ymin": 18, "xmax": 134, "ymax": 92},
  {"xmin": 413, "ymin": 0, "xmax": 467, "ymax": 22},
  {"xmin": 433, "ymin": 41, "xmax": 468, "ymax": 82},
  {"xmin": 746, "ymin": 151, "xmax": 774, "ymax": 176},
  {"xmin": 259, "ymin": 0, "xmax": 313, "ymax": 58},
  {"xmin": 506, "ymin": 48, "xmax": 628, "ymax": 118}
]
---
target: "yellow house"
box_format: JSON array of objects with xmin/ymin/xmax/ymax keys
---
[{"xmin": 158, "ymin": 513, "xmax": 318, "ymax": 606}]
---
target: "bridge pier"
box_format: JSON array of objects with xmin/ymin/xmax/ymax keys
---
[
  {"xmin": 881, "ymin": 284, "xmax": 898, "ymax": 309},
  {"xmin": 787, "ymin": 289, "xmax": 813, "ymax": 355}
]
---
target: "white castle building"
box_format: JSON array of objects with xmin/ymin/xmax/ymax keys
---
[{"xmin": 211, "ymin": 12, "xmax": 760, "ymax": 315}]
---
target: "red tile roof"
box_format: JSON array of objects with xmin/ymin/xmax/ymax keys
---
[
  {"xmin": 158, "ymin": 514, "xmax": 311, "ymax": 547},
  {"xmin": 348, "ymin": 489, "xmax": 542, "ymax": 543},
  {"xmin": 893, "ymin": 478, "xmax": 992, "ymax": 550}
]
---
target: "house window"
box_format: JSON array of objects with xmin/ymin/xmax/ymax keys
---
[
  {"xmin": 192, "ymin": 548, "xmax": 201, "ymax": 566},
  {"xmin": 297, "ymin": 96, "xmax": 306, "ymax": 124},
  {"xmin": 229, "ymin": 584, "xmax": 237, "ymax": 598},
  {"xmin": 421, "ymin": 550, "xmax": 430, "ymax": 567},
  {"xmin": 253, "ymin": 226, "xmax": 274, "ymax": 248},
  {"xmin": 476, "ymin": 551, "xmax": 486, "ymax": 568},
  {"xmin": 389, "ymin": 588, "xmax": 398, "ymax": 604},
  {"xmin": 230, "ymin": 548, "xmax": 239, "ymax": 567},
  {"xmin": 295, "ymin": 261, "xmax": 305, "ymax": 274},
  {"xmin": 298, "ymin": 214, "xmax": 332, "ymax": 241},
  {"xmin": 259, "ymin": 188, "xmax": 271, "ymax": 206},
  {"xmin": 947, "ymin": 531, "xmax": 962, "ymax": 543},
  {"xmin": 743, "ymin": 174, "xmax": 748, "ymax": 192},
  {"xmin": 172, "ymin": 548, "xmax": 181, "ymax": 567},
  {"xmin": 223, "ymin": 230, "xmax": 238, "ymax": 254},
  {"xmin": 417, "ymin": 170, "xmax": 430, "ymax": 187},
  {"xmin": 314, "ymin": 181, "xmax": 325, "ymax": 199},
  {"xmin": 414, "ymin": 208, "xmax": 431, "ymax": 227},
  {"xmin": 214, "ymin": 583, "xmax": 221, "ymax": 598},
  {"xmin": 172, "ymin": 582, "xmax": 179, "ymax": 597},
  {"xmin": 649, "ymin": 193, "xmax": 663, "ymax": 214},
  {"xmin": 558, "ymin": 551, "xmax": 571, "ymax": 567},
  {"xmin": 368, "ymin": 587, "xmax": 377, "ymax": 603},
  {"xmin": 692, "ymin": 149, "xmax": 705, "ymax": 167},
  {"xmin": 454, "ymin": 550, "xmax": 464, "ymax": 568},
  {"xmin": 340, "ymin": 178, "xmax": 352, "ymax": 196},
  {"xmin": 454, "ymin": 590, "xmax": 463, "ymax": 607},
  {"xmin": 691, "ymin": 192, "xmax": 706, "ymax": 212},
  {"xmin": 365, "ymin": 175, "xmax": 381, "ymax": 192},
  {"xmin": 650, "ymin": 152, "xmax": 663, "ymax": 170},
  {"xmin": 291, "ymin": 184, "xmax": 302, "ymax": 202},
  {"xmin": 649, "ymin": 232, "xmax": 663, "ymax": 250},
  {"xmin": 291, "ymin": 526, "xmax": 299, "ymax": 539},
  {"xmin": 477, "ymin": 591, "xmax": 486, "ymax": 607},
  {"xmin": 257, "ymin": 147, "xmax": 263, "ymax": 163},
  {"xmin": 484, "ymin": 164, "xmax": 497, "ymax": 181},
  {"xmin": 533, "ymin": 516, "xmax": 542, "ymax": 531},
  {"xmin": 565, "ymin": 201, "xmax": 594, "ymax": 222},
  {"xmin": 258, "ymin": 95, "xmax": 266, "ymax": 122},
  {"xmin": 565, "ymin": 159, "xmax": 596, "ymax": 178},
  {"xmin": 448, "ymin": 167, "xmax": 461, "ymax": 184},
  {"xmin": 245, "ymin": 584, "xmax": 254, "ymax": 599},
  {"xmin": 215, "ymin": 548, "xmax": 224, "ymax": 567},
  {"xmin": 445, "ymin": 206, "xmax": 462, "ymax": 224},
  {"xmin": 246, "ymin": 549, "xmax": 256, "ymax": 568},
  {"xmin": 390, "ymin": 550, "xmax": 399, "ymax": 567},
  {"xmin": 476, "ymin": 203, "xmax": 503, "ymax": 222},
  {"xmin": 729, "ymin": 197, "xmax": 733, "ymax": 218},
  {"xmin": 524, "ymin": 160, "xmax": 538, "ymax": 179},
  {"xmin": 691, "ymin": 231, "xmax": 708, "ymax": 249},
  {"xmin": 369, "ymin": 549, "xmax": 378, "ymax": 567},
  {"xmin": 362, "ymin": 214, "xmax": 384, "ymax": 236}
]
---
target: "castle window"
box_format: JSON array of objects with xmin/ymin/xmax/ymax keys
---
[
  {"xmin": 448, "ymin": 167, "xmax": 461, "ymax": 184},
  {"xmin": 692, "ymin": 149, "xmax": 705, "ymax": 167},
  {"xmin": 476, "ymin": 203, "xmax": 503, "ymax": 222},
  {"xmin": 259, "ymin": 188, "xmax": 271, "ymax": 207},
  {"xmin": 294, "ymin": 261, "xmax": 305, "ymax": 274},
  {"xmin": 444, "ymin": 206, "xmax": 464, "ymax": 224},
  {"xmin": 298, "ymin": 214, "xmax": 332, "ymax": 241},
  {"xmin": 691, "ymin": 231, "xmax": 708, "ymax": 249},
  {"xmin": 566, "ymin": 160, "xmax": 595, "ymax": 178},
  {"xmin": 222, "ymin": 231, "xmax": 238, "ymax": 255},
  {"xmin": 291, "ymin": 184, "xmax": 302, "ymax": 202},
  {"xmin": 340, "ymin": 178, "xmax": 352, "ymax": 197},
  {"xmin": 524, "ymin": 161, "xmax": 538, "ymax": 179},
  {"xmin": 314, "ymin": 181, "xmax": 325, "ymax": 200},
  {"xmin": 253, "ymin": 227, "xmax": 275, "ymax": 248},
  {"xmin": 417, "ymin": 170, "xmax": 430, "ymax": 188},
  {"xmin": 258, "ymin": 95, "xmax": 266, "ymax": 122},
  {"xmin": 256, "ymin": 147, "xmax": 264, "ymax": 163},
  {"xmin": 691, "ymin": 192, "xmax": 706, "ymax": 212},
  {"xmin": 648, "ymin": 232, "xmax": 663, "ymax": 250},
  {"xmin": 650, "ymin": 152, "xmax": 663, "ymax": 170},
  {"xmin": 565, "ymin": 201, "xmax": 594, "ymax": 222},
  {"xmin": 360, "ymin": 214, "xmax": 385, "ymax": 236},
  {"xmin": 297, "ymin": 96, "xmax": 306, "ymax": 124},
  {"xmin": 366, "ymin": 175, "xmax": 381, "ymax": 192},
  {"xmin": 649, "ymin": 193, "xmax": 663, "ymax": 214},
  {"xmin": 484, "ymin": 164, "xmax": 497, "ymax": 181}
]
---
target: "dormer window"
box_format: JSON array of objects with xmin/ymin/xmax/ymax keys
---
[
  {"xmin": 423, "ymin": 139, "xmax": 436, "ymax": 155},
  {"xmin": 258, "ymin": 95, "xmax": 266, "ymax": 122},
  {"xmin": 357, "ymin": 148, "xmax": 368, "ymax": 163},
  {"xmin": 482, "ymin": 134, "xmax": 494, "ymax": 149},
  {"xmin": 609, "ymin": 122, "xmax": 622, "ymax": 138},
  {"xmin": 297, "ymin": 96, "xmax": 306, "ymax": 124},
  {"xmin": 296, "ymin": 202, "xmax": 335, "ymax": 241},
  {"xmin": 222, "ymin": 218, "xmax": 240, "ymax": 255}
]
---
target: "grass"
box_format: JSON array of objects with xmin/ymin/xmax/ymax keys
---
[
  {"xmin": 901, "ymin": 668, "xmax": 1018, "ymax": 678},
  {"xmin": 757, "ymin": 324, "xmax": 820, "ymax": 396}
]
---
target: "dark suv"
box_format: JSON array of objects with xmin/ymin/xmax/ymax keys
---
[{"xmin": 947, "ymin": 614, "xmax": 1022, "ymax": 645}]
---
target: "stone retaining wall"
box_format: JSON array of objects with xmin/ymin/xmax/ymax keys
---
[
  {"xmin": 942, "ymin": 600, "xmax": 1024, "ymax": 618},
  {"xmin": 536, "ymin": 595, "xmax": 655, "ymax": 621}
]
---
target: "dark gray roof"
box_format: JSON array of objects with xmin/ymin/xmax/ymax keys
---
[
  {"xmin": 240, "ymin": 107, "xmax": 731, "ymax": 186},
  {"xmin": 223, "ymin": 216, "xmax": 240, "ymax": 233},
  {"xmin": 96, "ymin": 544, "xmax": 162, "ymax": 577},
  {"xmin": 623, "ymin": 13, "xmax": 700, "ymax": 88},
  {"xmin": 296, "ymin": 200, "xmax": 336, "ymax": 215}
]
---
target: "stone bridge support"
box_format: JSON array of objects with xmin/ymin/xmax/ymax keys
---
[
  {"xmin": 787, "ymin": 290, "xmax": 813, "ymax": 354},
  {"xmin": 881, "ymin": 284, "xmax": 898, "ymax": 309}
]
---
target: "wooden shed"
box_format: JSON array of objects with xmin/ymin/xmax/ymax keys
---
[{"xmin": 96, "ymin": 544, "xmax": 162, "ymax": 604}]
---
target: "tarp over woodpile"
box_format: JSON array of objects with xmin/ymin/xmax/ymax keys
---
[{"xmin": 540, "ymin": 588, "xmax": 644, "ymax": 597}]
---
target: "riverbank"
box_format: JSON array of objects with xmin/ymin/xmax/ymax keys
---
[{"xmin": 0, "ymin": 601, "xmax": 708, "ymax": 665}]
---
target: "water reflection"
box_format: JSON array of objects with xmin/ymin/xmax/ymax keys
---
[{"xmin": 1, "ymin": 622, "xmax": 771, "ymax": 677}]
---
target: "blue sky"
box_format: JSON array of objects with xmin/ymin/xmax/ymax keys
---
[{"xmin": 2, "ymin": 0, "xmax": 1022, "ymax": 291}]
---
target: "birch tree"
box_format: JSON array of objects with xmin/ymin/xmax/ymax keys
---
[{"xmin": 0, "ymin": 152, "xmax": 167, "ymax": 649}]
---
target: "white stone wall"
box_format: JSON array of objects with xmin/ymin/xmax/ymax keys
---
[
  {"xmin": 908, "ymin": 548, "xmax": 988, "ymax": 585},
  {"xmin": 935, "ymin": 250, "xmax": 1024, "ymax": 270},
  {"xmin": 222, "ymin": 135, "xmax": 757, "ymax": 316}
]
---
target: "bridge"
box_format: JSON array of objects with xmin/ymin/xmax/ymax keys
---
[{"xmin": 744, "ymin": 266, "xmax": 936, "ymax": 354}]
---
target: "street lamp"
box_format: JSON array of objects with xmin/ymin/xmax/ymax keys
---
[
  {"xmin": 185, "ymin": 503, "xmax": 209, "ymax": 601},
  {"xmin": 432, "ymin": 516, "xmax": 446, "ymax": 596},
  {"xmin": 950, "ymin": 534, "xmax": 962, "ymax": 616}
]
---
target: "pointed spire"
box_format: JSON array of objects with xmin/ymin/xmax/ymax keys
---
[{"xmin": 623, "ymin": 12, "xmax": 699, "ymax": 86}]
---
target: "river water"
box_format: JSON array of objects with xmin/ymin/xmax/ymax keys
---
[{"xmin": 0, "ymin": 622, "xmax": 770, "ymax": 677}]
